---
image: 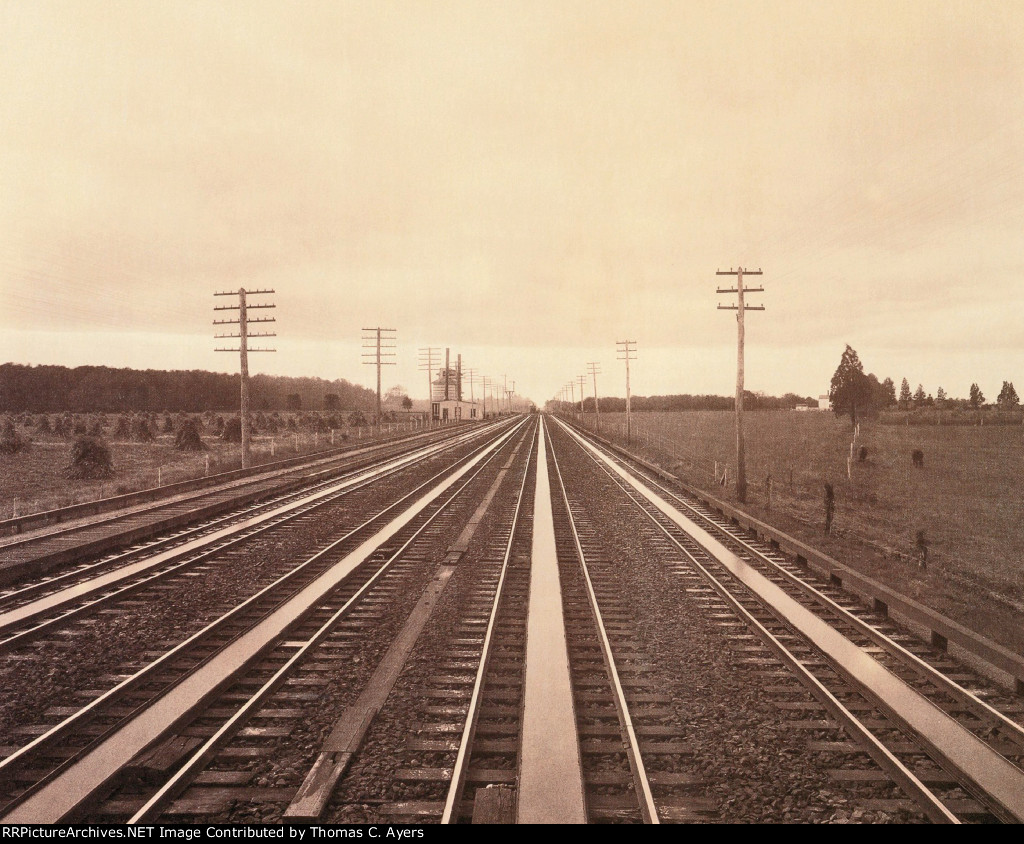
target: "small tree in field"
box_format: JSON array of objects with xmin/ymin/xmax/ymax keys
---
[
  {"xmin": 997, "ymin": 381, "xmax": 1019, "ymax": 409},
  {"xmin": 65, "ymin": 437, "xmax": 114, "ymax": 479},
  {"xmin": 913, "ymin": 384, "xmax": 926, "ymax": 408},
  {"xmin": 401, "ymin": 396, "xmax": 413, "ymax": 410},
  {"xmin": 935, "ymin": 386, "xmax": 947, "ymax": 408},
  {"xmin": 969, "ymin": 383, "xmax": 985, "ymax": 409}
]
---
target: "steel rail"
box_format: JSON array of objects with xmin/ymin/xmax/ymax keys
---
[
  {"xmin": 127, "ymin": 418, "xmax": 533, "ymax": 823},
  {"xmin": 544, "ymin": 416, "xmax": 660, "ymax": 823},
  {"xmin": 562, "ymin": 419, "xmax": 1024, "ymax": 751},
  {"xmin": 440, "ymin": 419, "xmax": 539, "ymax": 823},
  {"xmin": 0, "ymin": 421, "xmax": 509, "ymax": 650},
  {"xmin": 0, "ymin": 421, "xmax": 522, "ymax": 810},
  {"xmin": 551, "ymin": 417, "xmax": 962, "ymax": 824},
  {"xmin": 0, "ymin": 423, "xmax": 477, "ymax": 603},
  {"xmin": 0, "ymin": 420, "xmax": 469, "ymax": 545}
]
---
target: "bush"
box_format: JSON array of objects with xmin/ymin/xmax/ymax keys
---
[
  {"xmin": 131, "ymin": 417, "xmax": 155, "ymax": 443},
  {"xmin": 65, "ymin": 437, "xmax": 114, "ymax": 479},
  {"xmin": 912, "ymin": 449, "xmax": 924, "ymax": 468},
  {"xmin": 113, "ymin": 415, "xmax": 131, "ymax": 438},
  {"xmin": 0, "ymin": 421, "xmax": 27, "ymax": 454},
  {"xmin": 222, "ymin": 416, "xmax": 242, "ymax": 443},
  {"xmin": 162, "ymin": 414, "xmax": 174, "ymax": 434},
  {"xmin": 174, "ymin": 418, "xmax": 208, "ymax": 451},
  {"xmin": 348, "ymin": 411, "xmax": 368, "ymax": 427},
  {"xmin": 36, "ymin": 415, "xmax": 51, "ymax": 434},
  {"xmin": 858, "ymin": 445, "xmax": 868, "ymax": 462}
]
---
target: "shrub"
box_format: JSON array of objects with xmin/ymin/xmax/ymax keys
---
[
  {"xmin": 113, "ymin": 415, "xmax": 131, "ymax": 438},
  {"xmin": 222, "ymin": 416, "xmax": 242, "ymax": 443},
  {"xmin": 348, "ymin": 411, "xmax": 368, "ymax": 427},
  {"xmin": 65, "ymin": 437, "xmax": 114, "ymax": 479},
  {"xmin": 0, "ymin": 421, "xmax": 27, "ymax": 454},
  {"xmin": 912, "ymin": 449, "xmax": 924, "ymax": 468},
  {"xmin": 36, "ymin": 415, "xmax": 51, "ymax": 434},
  {"xmin": 162, "ymin": 414, "xmax": 174, "ymax": 434},
  {"xmin": 858, "ymin": 445, "xmax": 868, "ymax": 462},
  {"xmin": 174, "ymin": 418, "xmax": 208, "ymax": 451},
  {"xmin": 131, "ymin": 417, "xmax": 155, "ymax": 442}
]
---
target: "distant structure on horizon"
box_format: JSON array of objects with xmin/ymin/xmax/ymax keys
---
[
  {"xmin": 430, "ymin": 348, "xmax": 478, "ymax": 423},
  {"xmin": 795, "ymin": 394, "xmax": 831, "ymax": 412}
]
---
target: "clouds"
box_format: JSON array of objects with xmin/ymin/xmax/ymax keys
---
[{"xmin": 2, "ymin": 1, "xmax": 1023, "ymax": 402}]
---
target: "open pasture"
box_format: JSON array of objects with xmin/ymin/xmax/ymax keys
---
[{"xmin": 587, "ymin": 410, "xmax": 1024, "ymax": 652}]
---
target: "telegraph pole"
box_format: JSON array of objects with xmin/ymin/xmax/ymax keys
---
[
  {"xmin": 362, "ymin": 327, "xmax": 396, "ymax": 426},
  {"xmin": 482, "ymin": 376, "xmax": 489, "ymax": 418},
  {"xmin": 616, "ymin": 340, "xmax": 637, "ymax": 443},
  {"xmin": 577, "ymin": 374, "xmax": 586, "ymax": 420},
  {"xmin": 501, "ymin": 374, "xmax": 508, "ymax": 414},
  {"xmin": 464, "ymin": 368, "xmax": 479, "ymax": 418},
  {"xmin": 717, "ymin": 267, "xmax": 764, "ymax": 503},
  {"xmin": 214, "ymin": 288, "xmax": 276, "ymax": 470},
  {"xmin": 506, "ymin": 380, "xmax": 516, "ymax": 414},
  {"xmin": 567, "ymin": 380, "xmax": 575, "ymax": 416},
  {"xmin": 418, "ymin": 346, "xmax": 440, "ymax": 411},
  {"xmin": 587, "ymin": 362, "xmax": 602, "ymax": 432}
]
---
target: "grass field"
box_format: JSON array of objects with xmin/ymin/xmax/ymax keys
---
[
  {"xmin": 0, "ymin": 416, "xmax": 420, "ymax": 520},
  {"xmin": 578, "ymin": 409, "xmax": 1024, "ymax": 654}
]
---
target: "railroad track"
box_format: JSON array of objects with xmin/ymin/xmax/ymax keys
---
[
  {"xmin": 550, "ymin": 415, "xmax": 1024, "ymax": 824},
  {"xmin": 0, "ymin": 420, "xmax": 514, "ymax": 652},
  {"xmin": 312, "ymin": 417, "xmax": 539, "ymax": 824},
  {"xmin": 545, "ymin": 417, "xmax": 716, "ymax": 822},
  {"xmin": 0, "ymin": 417, "xmax": 531, "ymax": 823},
  {"xmin": 0, "ymin": 423, "xmax": 481, "ymax": 587}
]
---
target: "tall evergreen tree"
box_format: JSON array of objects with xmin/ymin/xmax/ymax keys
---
[
  {"xmin": 969, "ymin": 383, "xmax": 985, "ymax": 409},
  {"xmin": 997, "ymin": 381, "xmax": 1019, "ymax": 409},
  {"xmin": 899, "ymin": 378, "xmax": 912, "ymax": 409},
  {"xmin": 882, "ymin": 377, "xmax": 897, "ymax": 408},
  {"xmin": 829, "ymin": 345, "xmax": 873, "ymax": 425}
]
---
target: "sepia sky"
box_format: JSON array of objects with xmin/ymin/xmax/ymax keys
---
[{"xmin": 2, "ymin": 0, "xmax": 1024, "ymax": 405}]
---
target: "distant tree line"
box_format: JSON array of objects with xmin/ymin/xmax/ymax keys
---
[
  {"xmin": 830, "ymin": 344, "xmax": 1020, "ymax": 424},
  {"xmin": 567, "ymin": 392, "xmax": 816, "ymax": 413},
  {"xmin": 0, "ymin": 364, "xmax": 377, "ymax": 413}
]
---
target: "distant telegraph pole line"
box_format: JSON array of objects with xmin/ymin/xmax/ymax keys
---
[
  {"xmin": 418, "ymin": 346, "xmax": 440, "ymax": 406},
  {"xmin": 363, "ymin": 327, "xmax": 396, "ymax": 425},
  {"xmin": 586, "ymin": 361, "xmax": 602, "ymax": 432},
  {"xmin": 214, "ymin": 288, "xmax": 276, "ymax": 470},
  {"xmin": 616, "ymin": 339, "xmax": 637, "ymax": 444},
  {"xmin": 716, "ymin": 266, "xmax": 764, "ymax": 503}
]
